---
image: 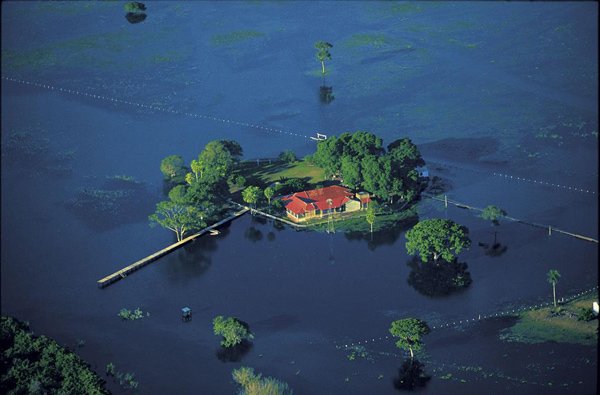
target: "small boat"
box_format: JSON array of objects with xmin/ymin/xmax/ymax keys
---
[{"xmin": 310, "ymin": 132, "xmax": 327, "ymax": 141}]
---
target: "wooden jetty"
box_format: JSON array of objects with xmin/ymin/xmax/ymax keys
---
[{"xmin": 97, "ymin": 207, "xmax": 249, "ymax": 288}]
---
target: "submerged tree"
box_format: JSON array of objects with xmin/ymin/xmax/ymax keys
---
[
  {"xmin": 480, "ymin": 205, "xmax": 507, "ymax": 226},
  {"xmin": 315, "ymin": 41, "xmax": 333, "ymax": 74},
  {"xmin": 213, "ymin": 316, "xmax": 254, "ymax": 348},
  {"xmin": 547, "ymin": 269, "xmax": 561, "ymax": 308},
  {"xmin": 405, "ymin": 219, "xmax": 470, "ymax": 264},
  {"xmin": 389, "ymin": 318, "xmax": 430, "ymax": 359},
  {"xmin": 232, "ymin": 366, "xmax": 292, "ymax": 395},
  {"xmin": 149, "ymin": 201, "xmax": 206, "ymax": 241}
]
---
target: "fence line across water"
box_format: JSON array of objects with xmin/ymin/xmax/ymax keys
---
[
  {"xmin": 2, "ymin": 76, "xmax": 312, "ymax": 140},
  {"xmin": 422, "ymin": 193, "xmax": 598, "ymax": 244},
  {"xmin": 426, "ymin": 159, "xmax": 596, "ymax": 195},
  {"xmin": 4, "ymin": 76, "xmax": 596, "ymax": 198},
  {"xmin": 336, "ymin": 285, "xmax": 599, "ymax": 350}
]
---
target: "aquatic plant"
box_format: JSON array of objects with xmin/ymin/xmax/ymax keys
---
[
  {"xmin": 118, "ymin": 308, "xmax": 148, "ymax": 320},
  {"xmin": 211, "ymin": 31, "xmax": 264, "ymax": 46},
  {"xmin": 232, "ymin": 366, "xmax": 292, "ymax": 395}
]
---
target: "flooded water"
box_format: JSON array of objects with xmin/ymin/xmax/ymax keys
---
[{"xmin": 1, "ymin": 2, "xmax": 597, "ymax": 394}]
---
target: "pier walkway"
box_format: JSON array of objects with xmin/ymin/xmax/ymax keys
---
[{"xmin": 97, "ymin": 207, "xmax": 249, "ymax": 288}]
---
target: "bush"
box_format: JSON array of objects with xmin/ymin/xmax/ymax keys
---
[
  {"xmin": 232, "ymin": 366, "xmax": 292, "ymax": 395},
  {"xmin": 278, "ymin": 150, "xmax": 297, "ymax": 163},
  {"xmin": 213, "ymin": 316, "xmax": 254, "ymax": 348},
  {"xmin": 578, "ymin": 307, "xmax": 595, "ymax": 321}
]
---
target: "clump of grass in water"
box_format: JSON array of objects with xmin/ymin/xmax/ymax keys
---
[
  {"xmin": 118, "ymin": 308, "xmax": 149, "ymax": 321},
  {"xmin": 344, "ymin": 33, "xmax": 388, "ymax": 48},
  {"xmin": 211, "ymin": 31, "xmax": 264, "ymax": 46}
]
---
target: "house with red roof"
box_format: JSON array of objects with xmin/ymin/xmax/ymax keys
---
[{"xmin": 281, "ymin": 185, "xmax": 371, "ymax": 222}]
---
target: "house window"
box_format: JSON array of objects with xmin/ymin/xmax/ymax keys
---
[{"xmin": 315, "ymin": 209, "xmax": 321, "ymax": 215}]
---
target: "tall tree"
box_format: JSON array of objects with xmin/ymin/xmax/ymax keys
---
[
  {"xmin": 264, "ymin": 187, "xmax": 274, "ymax": 205},
  {"xmin": 190, "ymin": 159, "xmax": 205, "ymax": 182},
  {"xmin": 547, "ymin": 269, "xmax": 561, "ymax": 308},
  {"xmin": 221, "ymin": 140, "xmax": 243, "ymax": 162},
  {"xmin": 389, "ymin": 318, "xmax": 430, "ymax": 359},
  {"xmin": 405, "ymin": 219, "xmax": 471, "ymax": 263},
  {"xmin": 315, "ymin": 41, "xmax": 333, "ymax": 74},
  {"xmin": 366, "ymin": 206, "xmax": 376, "ymax": 234},
  {"xmin": 242, "ymin": 186, "xmax": 261, "ymax": 209},
  {"xmin": 148, "ymin": 201, "xmax": 206, "ymax": 241},
  {"xmin": 198, "ymin": 141, "xmax": 234, "ymax": 183}
]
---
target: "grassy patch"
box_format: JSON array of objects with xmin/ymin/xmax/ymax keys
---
[
  {"xmin": 211, "ymin": 30, "xmax": 264, "ymax": 46},
  {"xmin": 308, "ymin": 205, "xmax": 417, "ymax": 233},
  {"xmin": 234, "ymin": 160, "xmax": 326, "ymax": 189},
  {"xmin": 499, "ymin": 293, "xmax": 598, "ymax": 346},
  {"xmin": 343, "ymin": 33, "xmax": 389, "ymax": 49}
]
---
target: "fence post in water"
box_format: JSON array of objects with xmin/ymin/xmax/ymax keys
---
[
  {"xmin": 444, "ymin": 195, "xmax": 448, "ymax": 208},
  {"xmin": 548, "ymin": 226, "xmax": 552, "ymax": 236}
]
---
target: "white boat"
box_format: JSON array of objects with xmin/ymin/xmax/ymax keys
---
[{"xmin": 310, "ymin": 132, "xmax": 327, "ymax": 141}]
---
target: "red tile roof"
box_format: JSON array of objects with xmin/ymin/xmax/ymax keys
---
[{"xmin": 283, "ymin": 185, "xmax": 354, "ymax": 215}]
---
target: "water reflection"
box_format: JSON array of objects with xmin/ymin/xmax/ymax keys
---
[
  {"xmin": 406, "ymin": 256, "xmax": 472, "ymax": 297},
  {"xmin": 319, "ymin": 85, "xmax": 335, "ymax": 104},
  {"xmin": 215, "ymin": 340, "xmax": 253, "ymax": 363},
  {"xmin": 125, "ymin": 12, "xmax": 147, "ymax": 24},
  {"xmin": 164, "ymin": 229, "xmax": 226, "ymax": 281},
  {"xmin": 478, "ymin": 231, "xmax": 508, "ymax": 257},
  {"xmin": 244, "ymin": 226, "xmax": 263, "ymax": 242},
  {"xmin": 393, "ymin": 359, "xmax": 431, "ymax": 391},
  {"xmin": 344, "ymin": 214, "xmax": 418, "ymax": 251}
]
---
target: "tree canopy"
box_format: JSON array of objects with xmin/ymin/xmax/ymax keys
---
[
  {"xmin": 389, "ymin": 318, "xmax": 430, "ymax": 359},
  {"xmin": 480, "ymin": 205, "xmax": 507, "ymax": 225},
  {"xmin": 160, "ymin": 155, "xmax": 187, "ymax": 183},
  {"xmin": 315, "ymin": 41, "xmax": 333, "ymax": 74},
  {"xmin": 149, "ymin": 201, "xmax": 206, "ymax": 241},
  {"xmin": 213, "ymin": 316, "xmax": 254, "ymax": 348},
  {"xmin": 405, "ymin": 219, "xmax": 471, "ymax": 263},
  {"xmin": 1, "ymin": 316, "xmax": 109, "ymax": 394},
  {"xmin": 242, "ymin": 186, "xmax": 262, "ymax": 207},
  {"xmin": 264, "ymin": 186, "xmax": 274, "ymax": 205},
  {"xmin": 311, "ymin": 132, "xmax": 424, "ymax": 203}
]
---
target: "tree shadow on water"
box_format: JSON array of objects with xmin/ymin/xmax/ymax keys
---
[
  {"xmin": 407, "ymin": 256, "xmax": 472, "ymax": 297},
  {"xmin": 478, "ymin": 231, "xmax": 508, "ymax": 257},
  {"xmin": 125, "ymin": 12, "xmax": 147, "ymax": 24},
  {"xmin": 245, "ymin": 226, "xmax": 263, "ymax": 242},
  {"xmin": 393, "ymin": 359, "xmax": 431, "ymax": 391},
  {"xmin": 215, "ymin": 340, "xmax": 253, "ymax": 363},
  {"xmin": 344, "ymin": 214, "xmax": 418, "ymax": 251}
]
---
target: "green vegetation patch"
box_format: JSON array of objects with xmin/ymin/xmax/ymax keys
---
[
  {"xmin": 344, "ymin": 33, "xmax": 389, "ymax": 49},
  {"xmin": 0, "ymin": 316, "xmax": 109, "ymax": 394},
  {"xmin": 234, "ymin": 159, "xmax": 326, "ymax": 190},
  {"xmin": 211, "ymin": 30, "xmax": 265, "ymax": 46},
  {"xmin": 500, "ymin": 294, "xmax": 598, "ymax": 346}
]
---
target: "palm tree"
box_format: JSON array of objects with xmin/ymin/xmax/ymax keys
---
[{"xmin": 547, "ymin": 269, "xmax": 561, "ymax": 308}]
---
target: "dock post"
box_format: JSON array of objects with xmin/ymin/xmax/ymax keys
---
[
  {"xmin": 444, "ymin": 195, "xmax": 448, "ymax": 208},
  {"xmin": 548, "ymin": 226, "xmax": 552, "ymax": 236}
]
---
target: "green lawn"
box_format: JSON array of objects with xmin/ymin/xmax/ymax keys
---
[
  {"xmin": 500, "ymin": 293, "xmax": 598, "ymax": 346},
  {"xmin": 233, "ymin": 159, "xmax": 326, "ymax": 190}
]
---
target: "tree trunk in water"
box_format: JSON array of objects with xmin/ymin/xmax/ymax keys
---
[
  {"xmin": 433, "ymin": 253, "xmax": 439, "ymax": 263},
  {"xmin": 553, "ymin": 283, "xmax": 557, "ymax": 307},
  {"xmin": 409, "ymin": 347, "xmax": 414, "ymax": 359},
  {"xmin": 321, "ymin": 61, "xmax": 325, "ymax": 74}
]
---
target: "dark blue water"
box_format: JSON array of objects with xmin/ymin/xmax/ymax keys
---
[{"xmin": 1, "ymin": 2, "xmax": 597, "ymax": 394}]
